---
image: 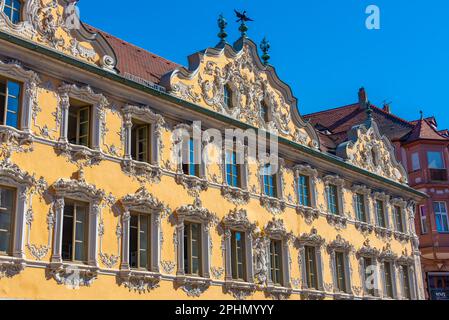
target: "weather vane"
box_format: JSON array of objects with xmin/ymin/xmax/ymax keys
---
[{"xmin": 234, "ymin": 10, "xmax": 254, "ymax": 37}]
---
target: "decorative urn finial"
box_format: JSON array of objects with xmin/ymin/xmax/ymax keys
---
[
  {"xmin": 234, "ymin": 9, "xmax": 254, "ymax": 38},
  {"xmin": 217, "ymin": 14, "xmax": 228, "ymax": 44},
  {"xmin": 260, "ymin": 37, "xmax": 271, "ymax": 65}
]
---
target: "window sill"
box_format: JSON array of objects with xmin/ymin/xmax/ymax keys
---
[
  {"xmin": 301, "ymin": 289, "xmax": 326, "ymax": 300},
  {"xmin": 333, "ymin": 292, "xmax": 355, "ymax": 300},
  {"xmin": 121, "ymin": 158, "xmax": 161, "ymax": 183},
  {"xmin": 0, "ymin": 255, "xmax": 25, "ymax": 278},
  {"xmin": 47, "ymin": 262, "xmax": 99, "ymax": 288},
  {"xmin": 117, "ymin": 269, "xmax": 161, "ymax": 293},
  {"xmin": 393, "ymin": 231, "xmax": 411, "ymax": 241},
  {"xmin": 374, "ymin": 226, "xmax": 393, "ymax": 238},
  {"xmin": 354, "ymin": 221, "xmax": 374, "ymax": 233},
  {"xmin": 266, "ymin": 284, "xmax": 293, "ymax": 300},
  {"xmin": 221, "ymin": 185, "xmax": 250, "ymax": 205},
  {"xmin": 0, "ymin": 125, "xmax": 32, "ymax": 146},
  {"xmin": 175, "ymin": 275, "xmax": 212, "ymax": 297},
  {"xmin": 175, "ymin": 173, "xmax": 208, "ymax": 195},
  {"xmin": 296, "ymin": 205, "xmax": 320, "ymax": 223},
  {"xmin": 325, "ymin": 213, "xmax": 347, "ymax": 227},
  {"xmin": 224, "ymin": 280, "xmax": 257, "ymax": 300},
  {"xmin": 55, "ymin": 141, "xmax": 103, "ymax": 163},
  {"xmin": 260, "ymin": 195, "xmax": 286, "ymax": 215}
]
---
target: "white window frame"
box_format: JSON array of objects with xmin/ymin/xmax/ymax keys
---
[
  {"xmin": 427, "ymin": 151, "xmax": 445, "ymax": 169},
  {"xmin": 294, "ymin": 164, "xmax": 318, "ymax": 208},
  {"xmin": 0, "ymin": 57, "xmax": 40, "ymax": 135},
  {"xmin": 352, "ymin": 185, "xmax": 371, "ymax": 224},
  {"xmin": 373, "ymin": 192, "xmax": 391, "ymax": 229},
  {"xmin": 323, "ymin": 175, "xmax": 345, "ymax": 216},
  {"xmin": 411, "ymin": 152, "xmax": 420, "ymax": 171},
  {"xmin": 434, "ymin": 201, "xmax": 449, "ymax": 233},
  {"xmin": 297, "ymin": 228, "xmax": 325, "ymax": 291},
  {"xmin": 327, "ymin": 236, "xmax": 353, "ymax": 295},
  {"xmin": 419, "ymin": 205, "xmax": 428, "ymax": 234}
]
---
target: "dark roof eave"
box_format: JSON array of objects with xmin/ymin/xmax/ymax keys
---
[{"xmin": 0, "ymin": 31, "xmax": 427, "ymax": 199}]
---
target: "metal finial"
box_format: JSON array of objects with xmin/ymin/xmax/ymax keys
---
[
  {"xmin": 217, "ymin": 14, "xmax": 228, "ymax": 44},
  {"xmin": 419, "ymin": 110, "xmax": 423, "ymax": 120},
  {"xmin": 260, "ymin": 37, "xmax": 271, "ymax": 66},
  {"xmin": 235, "ymin": 9, "xmax": 253, "ymax": 37}
]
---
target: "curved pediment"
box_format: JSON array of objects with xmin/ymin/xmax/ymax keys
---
[
  {"xmin": 336, "ymin": 119, "xmax": 408, "ymax": 184},
  {"xmin": 161, "ymin": 38, "xmax": 319, "ymax": 149},
  {"xmin": 0, "ymin": 0, "xmax": 117, "ymax": 72}
]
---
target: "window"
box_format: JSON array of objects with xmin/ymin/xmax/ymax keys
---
[
  {"xmin": 269, "ymin": 239, "xmax": 283, "ymax": 285},
  {"xmin": 420, "ymin": 205, "xmax": 428, "ymax": 234},
  {"xmin": 402, "ymin": 266, "xmax": 411, "ymax": 299},
  {"xmin": 68, "ymin": 100, "xmax": 91, "ymax": 147},
  {"xmin": 394, "ymin": 206, "xmax": 404, "ymax": 233},
  {"xmin": 129, "ymin": 213, "xmax": 151, "ymax": 270},
  {"xmin": 262, "ymin": 164, "xmax": 277, "ymax": 198},
  {"xmin": 375, "ymin": 200, "xmax": 386, "ymax": 228},
  {"xmin": 355, "ymin": 193, "xmax": 367, "ymax": 222},
  {"xmin": 225, "ymin": 151, "xmax": 240, "ymax": 188},
  {"xmin": 61, "ymin": 201, "xmax": 89, "ymax": 263},
  {"xmin": 183, "ymin": 222, "xmax": 202, "ymax": 276},
  {"xmin": 363, "ymin": 257, "xmax": 375, "ymax": 296},
  {"xmin": 182, "ymin": 138, "xmax": 200, "ymax": 177},
  {"xmin": 383, "ymin": 261, "xmax": 394, "ymax": 298},
  {"xmin": 411, "ymin": 152, "xmax": 420, "ymax": 171},
  {"xmin": 434, "ymin": 202, "xmax": 449, "ymax": 233},
  {"xmin": 3, "ymin": 0, "xmax": 21, "ymax": 24},
  {"xmin": 297, "ymin": 175, "xmax": 310, "ymax": 207},
  {"xmin": 231, "ymin": 231, "xmax": 246, "ymax": 281},
  {"xmin": 0, "ymin": 77, "xmax": 22, "ymax": 129},
  {"xmin": 335, "ymin": 252, "xmax": 348, "ymax": 293},
  {"xmin": 223, "ymin": 85, "xmax": 233, "ymax": 109},
  {"xmin": 305, "ymin": 246, "xmax": 318, "ymax": 289},
  {"xmin": 326, "ymin": 184, "xmax": 339, "ymax": 215},
  {"xmin": 131, "ymin": 122, "xmax": 151, "ymax": 163},
  {"xmin": 0, "ymin": 187, "xmax": 15, "ymax": 255},
  {"xmin": 427, "ymin": 151, "xmax": 445, "ymax": 169}
]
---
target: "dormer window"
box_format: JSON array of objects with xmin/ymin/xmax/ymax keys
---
[
  {"xmin": 3, "ymin": 0, "xmax": 22, "ymax": 24},
  {"xmin": 223, "ymin": 85, "xmax": 233, "ymax": 109},
  {"xmin": 68, "ymin": 99, "xmax": 92, "ymax": 148},
  {"xmin": 0, "ymin": 77, "xmax": 22, "ymax": 129}
]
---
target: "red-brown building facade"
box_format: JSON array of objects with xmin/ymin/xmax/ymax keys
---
[{"xmin": 305, "ymin": 89, "xmax": 449, "ymax": 300}]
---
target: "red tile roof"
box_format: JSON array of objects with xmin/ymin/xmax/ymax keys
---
[
  {"xmin": 84, "ymin": 24, "xmax": 180, "ymax": 84},
  {"xmin": 304, "ymin": 99, "xmax": 448, "ymax": 152}
]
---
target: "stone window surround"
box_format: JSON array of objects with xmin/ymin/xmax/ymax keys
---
[
  {"xmin": 0, "ymin": 57, "xmax": 40, "ymax": 138},
  {"xmin": 50, "ymin": 177, "xmax": 105, "ymax": 268},
  {"xmin": 0, "ymin": 160, "xmax": 34, "ymax": 263},
  {"xmin": 355, "ymin": 241, "xmax": 381, "ymax": 298},
  {"xmin": 396, "ymin": 255, "xmax": 417, "ymax": 300},
  {"xmin": 296, "ymin": 228, "xmax": 325, "ymax": 292},
  {"xmin": 119, "ymin": 187, "xmax": 164, "ymax": 273},
  {"xmin": 378, "ymin": 246, "xmax": 399, "ymax": 299},
  {"xmin": 372, "ymin": 192, "xmax": 394, "ymax": 237},
  {"xmin": 327, "ymin": 235, "xmax": 353, "ymax": 296},
  {"xmin": 57, "ymin": 83, "xmax": 108, "ymax": 154},
  {"xmin": 264, "ymin": 218, "xmax": 292, "ymax": 290},
  {"xmin": 122, "ymin": 105, "xmax": 164, "ymax": 166},
  {"xmin": 323, "ymin": 175, "xmax": 345, "ymax": 216},
  {"xmin": 351, "ymin": 185, "xmax": 371, "ymax": 223},
  {"xmin": 294, "ymin": 164, "xmax": 318, "ymax": 209},
  {"xmin": 258, "ymin": 155, "xmax": 284, "ymax": 199},
  {"xmin": 221, "ymin": 209, "xmax": 256, "ymax": 293},
  {"xmin": 390, "ymin": 197, "xmax": 409, "ymax": 234},
  {"xmin": 174, "ymin": 198, "xmax": 217, "ymax": 281}
]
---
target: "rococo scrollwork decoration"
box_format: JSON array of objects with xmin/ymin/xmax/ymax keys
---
[
  {"xmin": 161, "ymin": 39, "xmax": 319, "ymax": 148},
  {"xmin": 336, "ymin": 118, "xmax": 408, "ymax": 184}
]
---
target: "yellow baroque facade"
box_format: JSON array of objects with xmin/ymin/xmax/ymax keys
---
[{"xmin": 0, "ymin": 1, "xmax": 426, "ymax": 300}]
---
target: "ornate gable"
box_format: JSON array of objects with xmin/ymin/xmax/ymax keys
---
[
  {"xmin": 0, "ymin": 0, "xmax": 117, "ymax": 71},
  {"xmin": 161, "ymin": 38, "xmax": 319, "ymax": 148},
  {"xmin": 336, "ymin": 114, "xmax": 408, "ymax": 184}
]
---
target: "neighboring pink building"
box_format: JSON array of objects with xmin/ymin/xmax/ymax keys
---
[{"xmin": 304, "ymin": 88, "xmax": 449, "ymax": 299}]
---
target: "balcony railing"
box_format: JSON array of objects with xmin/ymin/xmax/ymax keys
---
[{"xmin": 430, "ymin": 169, "xmax": 448, "ymax": 182}]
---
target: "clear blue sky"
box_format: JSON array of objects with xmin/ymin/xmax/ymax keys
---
[{"xmin": 78, "ymin": 0, "xmax": 449, "ymax": 129}]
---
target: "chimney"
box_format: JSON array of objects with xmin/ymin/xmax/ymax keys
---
[
  {"xmin": 383, "ymin": 103, "xmax": 391, "ymax": 113},
  {"xmin": 358, "ymin": 87, "xmax": 367, "ymax": 107}
]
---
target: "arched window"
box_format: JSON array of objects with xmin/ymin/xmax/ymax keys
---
[
  {"xmin": 3, "ymin": 0, "xmax": 22, "ymax": 24},
  {"xmin": 223, "ymin": 85, "xmax": 233, "ymax": 109}
]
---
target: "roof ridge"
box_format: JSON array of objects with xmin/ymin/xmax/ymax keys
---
[{"xmin": 303, "ymin": 102, "xmax": 359, "ymax": 118}]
